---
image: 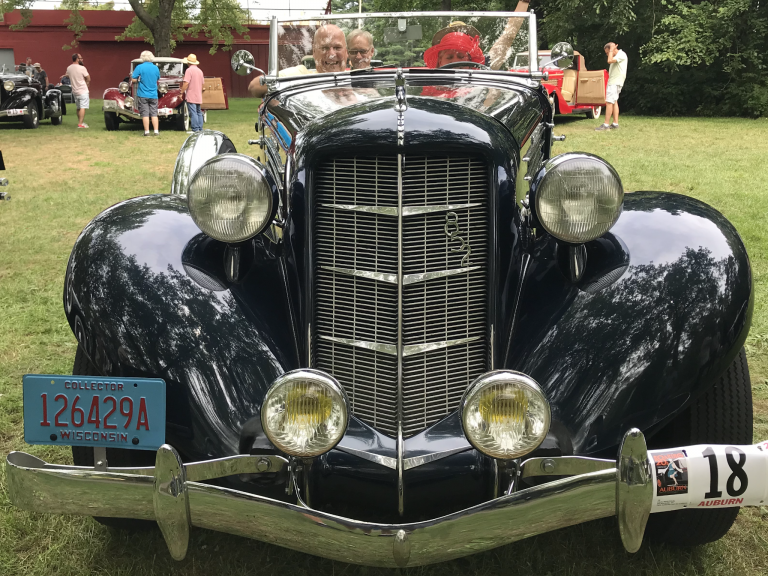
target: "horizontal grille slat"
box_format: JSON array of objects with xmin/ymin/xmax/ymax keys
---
[{"xmin": 314, "ymin": 155, "xmax": 489, "ymax": 438}]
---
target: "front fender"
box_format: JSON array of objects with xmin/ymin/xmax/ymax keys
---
[
  {"xmin": 505, "ymin": 192, "xmax": 752, "ymax": 454},
  {"xmin": 159, "ymin": 91, "xmax": 183, "ymax": 110},
  {"xmin": 64, "ymin": 195, "xmax": 299, "ymax": 460},
  {"xmin": 1, "ymin": 89, "xmax": 37, "ymax": 111}
]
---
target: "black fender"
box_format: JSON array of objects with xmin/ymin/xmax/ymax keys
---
[
  {"xmin": 0, "ymin": 88, "xmax": 39, "ymax": 112},
  {"xmin": 43, "ymin": 88, "xmax": 63, "ymax": 118},
  {"xmin": 64, "ymin": 195, "xmax": 299, "ymax": 461},
  {"xmin": 505, "ymin": 192, "xmax": 752, "ymax": 455}
]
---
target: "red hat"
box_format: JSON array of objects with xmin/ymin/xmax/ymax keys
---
[{"xmin": 424, "ymin": 32, "xmax": 484, "ymax": 69}]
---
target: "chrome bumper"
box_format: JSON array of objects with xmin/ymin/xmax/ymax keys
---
[{"xmin": 7, "ymin": 430, "xmax": 652, "ymax": 567}]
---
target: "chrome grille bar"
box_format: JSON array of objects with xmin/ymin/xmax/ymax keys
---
[{"xmin": 314, "ymin": 156, "xmax": 488, "ymax": 439}]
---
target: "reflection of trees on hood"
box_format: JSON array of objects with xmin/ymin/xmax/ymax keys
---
[
  {"xmin": 518, "ymin": 246, "xmax": 742, "ymax": 449},
  {"xmin": 72, "ymin": 197, "xmax": 286, "ymax": 454}
]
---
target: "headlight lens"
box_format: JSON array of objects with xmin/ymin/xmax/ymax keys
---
[
  {"xmin": 534, "ymin": 153, "xmax": 623, "ymax": 244},
  {"xmin": 158, "ymin": 83, "xmax": 168, "ymax": 94},
  {"xmin": 187, "ymin": 153, "xmax": 276, "ymax": 242},
  {"xmin": 3, "ymin": 80, "xmax": 15, "ymax": 92},
  {"xmin": 462, "ymin": 371, "xmax": 551, "ymax": 460},
  {"xmin": 261, "ymin": 369, "xmax": 348, "ymax": 457},
  {"xmin": 118, "ymin": 81, "xmax": 130, "ymax": 93},
  {"xmin": 124, "ymin": 96, "xmax": 134, "ymax": 108}
]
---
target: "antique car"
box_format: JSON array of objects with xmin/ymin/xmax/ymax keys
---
[
  {"xmin": 102, "ymin": 57, "xmax": 228, "ymax": 131},
  {"xmin": 8, "ymin": 12, "xmax": 765, "ymax": 569},
  {"xmin": 0, "ymin": 65, "xmax": 65, "ymax": 128},
  {"xmin": 512, "ymin": 48, "xmax": 607, "ymax": 119},
  {"xmin": 0, "ymin": 150, "xmax": 8, "ymax": 201}
]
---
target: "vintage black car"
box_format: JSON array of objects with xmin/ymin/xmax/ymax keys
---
[
  {"xmin": 7, "ymin": 12, "xmax": 764, "ymax": 568},
  {"xmin": 0, "ymin": 65, "xmax": 65, "ymax": 128}
]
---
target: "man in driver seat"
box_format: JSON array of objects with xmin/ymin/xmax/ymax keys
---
[
  {"xmin": 249, "ymin": 24, "xmax": 348, "ymax": 98},
  {"xmin": 424, "ymin": 21, "xmax": 485, "ymax": 69}
]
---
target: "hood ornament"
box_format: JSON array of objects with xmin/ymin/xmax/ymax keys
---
[{"xmin": 395, "ymin": 68, "xmax": 407, "ymax": 146}]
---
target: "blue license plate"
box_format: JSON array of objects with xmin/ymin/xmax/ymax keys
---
[{"xmin": 23, "ymin": 374, "xmax": 166, "ymax": 450}]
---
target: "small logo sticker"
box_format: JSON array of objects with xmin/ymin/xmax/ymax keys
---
[{"xmin": 654, "ymin": 450, "xmax": 689, "ymax": 495}]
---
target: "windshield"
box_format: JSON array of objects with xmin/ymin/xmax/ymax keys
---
[
  {"xmin": 512, "ymin": 54, "xmax": 554, "ymax": 69},
  {"xmin": 131, "ymin": 62, "xmax": 185, "ymax": 77},
  {"xmin": 276, "ymin": 14, "xmax": 532, "ymax": 74}
]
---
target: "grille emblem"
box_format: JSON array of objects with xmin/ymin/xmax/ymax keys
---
[{"xmin": 445, "ymin": 211, "xmax": 472, "ymax": 266}]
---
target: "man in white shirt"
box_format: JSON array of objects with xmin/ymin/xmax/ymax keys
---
[
  {"xmin": 596, "ymin": 42, "xmax": 628, "ymax": 131},
  {"xmin": 248, "ymin": 24, "xmax": 348, "ymax": 98}
]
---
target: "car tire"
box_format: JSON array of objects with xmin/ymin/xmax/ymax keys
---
[
  {"xmin": 70, "ymin": 345, "xmax": 157, "ymax": 532},
  {"xmin": 104, "ymin": 111, "xmax": 119, "ymax": 131},
  {"xmin": 645, "ymin": 347, "xmax": 752, "ymax": 546},
  {"xmin": 22, "ymin": 101, "xmax": 39, "ymax": 129},
  {"xmin": 586, "ymin": 106, "xmax": 602, "ymax": 120},
  {"xmin": 176, "ymin": 103, "xmax": 189, "ymax": 131}
]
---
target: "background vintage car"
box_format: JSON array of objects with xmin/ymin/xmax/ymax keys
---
[
  {"xmin": 101, "ymin": 57, "xmax": 228, "ymax": 131},
  {"xmin": 0, "ymin": 65, "xmax": 65, "ymax": 128},
  {"xmin": 512, "ymin": 49, "xmax": 607, "ymax": 119},
  {"xmin": 5, "ymin": 11, "xmax": 758, "ymax": 569}
]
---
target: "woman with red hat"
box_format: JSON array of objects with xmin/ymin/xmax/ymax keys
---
[{"xmin": 423, "ymin": 21, "xmax": 485, "ymax": 69}]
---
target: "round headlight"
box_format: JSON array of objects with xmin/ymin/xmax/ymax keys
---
[
  {"xmin": 187, "ymin": 153, "xmax": 277, "ymax": 243},
  {"xmin": 261, "ymin": 369, "xmax": 348, "ymax": 457},
  {"xmin": 124, "ymin": 96, "xmax": 134, "ymax": 108},
  {"xmin": 118, "ymin": 81, "xmax": 130, "ymax": 93},
  {"xmin": 533, "ymin": 153, "xmax": 623, "ymax": 244},
  {"xmin": 3, "ymin": 80, "xmax": 15, "ymax": 92},
  {"xmin": 461, "ymin": 371, "xmax": 551, "ymax": 460},
  {"xmin": 158, "ymin": 83, "xmax": 168, "ymax": 94}
]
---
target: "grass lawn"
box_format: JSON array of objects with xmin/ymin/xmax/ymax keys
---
[{"xmin": 1, "ymin": 100, "xmax": 767, "ymax": 575}]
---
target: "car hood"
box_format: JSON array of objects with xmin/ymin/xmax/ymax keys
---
[
  {"xmin": 0, "ymin": 74, "xmax": 31, "ymax": 83},
  {"xmin": 265, "ymin": 79, "xmax": 546, "ymax": 148}
]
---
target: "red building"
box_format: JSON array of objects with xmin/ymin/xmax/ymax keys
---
[{"xmin": 0, "ymin": 10, "xmax": 269, "ymax": 97}]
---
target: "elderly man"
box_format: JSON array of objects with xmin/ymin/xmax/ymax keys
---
[
  {"xmin": 249, "ymin": 24, "xmax": 348, "ymax": 98},
  {"xmin": 131, "ymin": 50, "xmax": 161, "ymax": 136},
  {"xmin": 347, "ymin": 29, "xmax": 374, "ymax": 70}
]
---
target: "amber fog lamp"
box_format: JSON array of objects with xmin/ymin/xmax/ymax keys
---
[
  {"xmin": 261, "ymin": 369, "xmax": 349, "ymax": 458},
  {"xmin": 187, "ymin": 153, "xmax": 277, "ymax": 243},
  {"xmin": 3, "ymin": 80, "xmax": 15, "ymax": 92},
  {"xmin": 534, "ymin": 153, "xmax": 623, "ymax": 244},
  {"xmin": 461, "ymin": 371, "xmax": 551, "ymax": 460},
  {"xmin": 118, "ymin": 81, "xmax": 130, "ymax": 93},
  {"xmin": 158, "ymin": 83, "xmax": 168, "ymax": 94}
]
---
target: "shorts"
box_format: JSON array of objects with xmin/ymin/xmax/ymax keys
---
[
  {"xmin": 606, "ymin": 84, "xmax": 622, "ymax": 104},
  {"xmin": 74, "ymin": 93, "xmax": 89, "ymax": 110},
  {"xmin": 137, "ymin": 97, "xmax": 158, "ymax": 118}
]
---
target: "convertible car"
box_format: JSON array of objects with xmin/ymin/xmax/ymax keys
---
[
  {"xmin": 8, "ymin": 12, "xmax": 764, "ymax": 568},
  {"xmin": 1, "ymin": 65, "xmax": 64, "ymax": 128}
]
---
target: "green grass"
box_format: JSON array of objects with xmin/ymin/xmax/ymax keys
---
[{"xmin": 1, "ymin": 102, "xmax": 768, "ymax": 575}]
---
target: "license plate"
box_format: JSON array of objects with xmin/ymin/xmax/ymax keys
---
[
  {"xmin": 23, "ymin": 374, "xmax": 166, "ymax": 450},
  {"xmin": 7, "ymin": 109, "xmax": 25, "ymax": 117},
  {"xmin": 158, "ymin": 107, "xmax": 174, "ymax": 116}
]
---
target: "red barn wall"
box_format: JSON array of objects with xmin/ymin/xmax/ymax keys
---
[{"xmin": 0, "ymin": 10, "xmax": 268, "ymax": 97}]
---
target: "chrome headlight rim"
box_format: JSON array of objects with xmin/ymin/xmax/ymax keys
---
[
  {"xmin": 124, "ymin": 95, "xmax": 135, "ymax": 109},
  {"xmin": 460, "ymin": 370, "xmax": 552, "ymax": 461},
  {"xmin": 3, "ymin": 80, "xmax": 15, "ymax": 92},
  {"xmin": 186, "ymin": 153, "xmax": 278, "ymax": 243},
  {"xmin": 158, "ymin": 83, "xmax": 168, "ymax": 94},
  {"xmin": 118, "ymin": 81, "xmax": 130, "ymax": 93},
  {"xmin": 531, "ymin": 152, "xmax": 624, "ymax": 245},
  {"xmin": 261, "ymin": 369, "xmax": 349, "ymax": 458}
]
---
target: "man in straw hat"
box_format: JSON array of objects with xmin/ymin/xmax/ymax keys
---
[
  {"xmin": 32, "ymin": 63, "xmax": 48, "ymax": 89},
  {"xmin": 181, "ymin": 54, "xmax": 205, "ymax": 133}
]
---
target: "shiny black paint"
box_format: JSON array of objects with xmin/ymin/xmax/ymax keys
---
[
  {"xmin": 0, "ymin": 74, "xmax": 63, "ymax": 121},
  {"xmin": 62, "ymin": 77, "xmax": 752, "ymax": 519}
]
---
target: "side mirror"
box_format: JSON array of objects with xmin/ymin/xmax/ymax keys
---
[
  {"xmin": 231, "ymin": 50, "xmax": 264, "ymax": 76},
  {"xmin": 547, "ymin": 42, "xmax": 575, "ymax": 70}
]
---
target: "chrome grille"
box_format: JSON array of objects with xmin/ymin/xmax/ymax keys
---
[{"xmin": 314, "ymin": 156, "xmax": 489, "ymax": 437}]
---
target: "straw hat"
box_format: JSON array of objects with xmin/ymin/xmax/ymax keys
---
[
  {"xmin": 33, "ymin": 63, "xmax": 41, "ymax": 68},
  {"xmin": 186, "ymin": 54, "xmax": 200, "ymax": 65},
  {"xmin": 431, "ymin": 21, "xmax": 481, "ymax": 46}
]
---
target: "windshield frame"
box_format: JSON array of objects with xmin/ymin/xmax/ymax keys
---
[{"xmin": 266, "ymin": 11, "xmax": 538, "ymax": 78}]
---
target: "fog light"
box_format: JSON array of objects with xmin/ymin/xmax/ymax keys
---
[
  {"xmin": 124, "ymin": 96, "xmax": 134, "ymax": 109},
  {"xmin": 461, "ymin": 371, "xmax": 551, "ymax": 460},
  {"xmin": 261, "ymin": 369, "xmax": 348, "ymax": 457},
  {"xmin": 158, "ymin": 83, "xmax": 168, "ymax": 94}
]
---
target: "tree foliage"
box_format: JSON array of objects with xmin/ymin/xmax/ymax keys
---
[{"xmin": 332, "ymin": 0, "xmax": 766, "ymax": 117}]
